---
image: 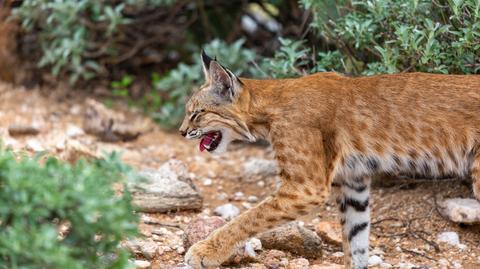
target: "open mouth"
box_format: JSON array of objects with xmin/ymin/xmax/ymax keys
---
[{"xmin": 199, "ymin": 131, "xmax": 222, "ymax": 152}]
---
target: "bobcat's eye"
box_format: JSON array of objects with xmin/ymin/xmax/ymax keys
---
[{"xmin": 190, "ymin": 109, "xmax": 205, "ymax": 121}]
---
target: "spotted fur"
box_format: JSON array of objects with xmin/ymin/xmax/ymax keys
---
[{"xmin": 180, "ymin": 53, "xmax": 480, "ymax": 269}]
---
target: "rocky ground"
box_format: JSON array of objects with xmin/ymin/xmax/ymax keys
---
[{"xmin": 0, "ymin": 82, "xmax": 479, "ymax": 269}]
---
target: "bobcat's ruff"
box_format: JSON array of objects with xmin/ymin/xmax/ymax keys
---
[{"xmin": 179, "ymin": 52, "xmax": 480, "ymax": 269}]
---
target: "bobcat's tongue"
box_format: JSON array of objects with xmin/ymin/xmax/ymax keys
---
[{"xmin": 199, "ymin": 131, "xmax": 221, "ymax": 152}]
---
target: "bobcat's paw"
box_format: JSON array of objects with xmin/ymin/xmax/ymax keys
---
[{"xmin": 185, "ymin": 239, "xmax": 230, "ymax": 269}]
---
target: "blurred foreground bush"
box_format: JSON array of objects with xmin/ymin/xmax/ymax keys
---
[{"xmin": 0, "ymin": 149, "xmax": 139, "ymax": 269}]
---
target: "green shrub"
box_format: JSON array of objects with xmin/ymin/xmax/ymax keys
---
[
  {"xmin": 12, "ymin": 0, "xmax": 175, "ymax": 83},
  {"xmin": 301, "ymin": 0, "xmax": 480, "ymax": 75},
  {"xmin": 0, "ymin": 148, "xmax": 139, "ymax": 269},
  {"xmin": 260, "ymin": 38, "xmax": 344, "ymax": 78}
]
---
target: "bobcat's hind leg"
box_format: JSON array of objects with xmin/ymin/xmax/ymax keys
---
[
  {"xmin": 338, "ymin": 176, "xmax": 371, "ymax": 269},
  {"xmin": 471, "ymin": 152, "xmax": 480, "ymax": 200}
]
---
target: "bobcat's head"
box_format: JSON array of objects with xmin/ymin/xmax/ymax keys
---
[{"xmin": 179, "ymin": 52, "xmax": 256, "ymax": 153}]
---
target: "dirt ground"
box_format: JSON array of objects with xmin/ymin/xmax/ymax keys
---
[{"xmin": 0, "ymin": 82, "xmax": 479, "ymax": 269}]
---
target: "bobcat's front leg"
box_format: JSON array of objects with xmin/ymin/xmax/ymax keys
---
[
  {"xmin": 185, "ymin": 180, "xmax": 329, "ymax": 268},
  {"xmin": 185, "ymin": 127, "xmax": 335, "ymax": 268}
]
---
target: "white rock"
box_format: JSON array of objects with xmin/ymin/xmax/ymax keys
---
[
  {"xmin": 26, "ymin": 139, "xmax": 44, "ymax": 152},
  {"xmin": 214, "ymin": 203, "xmax": 240, "ymax": 220},
  {"xmin": 242, "ymin": 202, "xmax": 253, "ymax": 209},
  {"xmin": 233, "ymin": 191, "xmax": 244, "ymax": 200},
  {"xmin": 244, "ymin": 240, "xmax": 256, "ymax": 258},
  {"xmin": 257, "ymin": 180, "xmax": 265, "ymax": 187},
  {"xmin": 3, "ymin": 137, "xmax": 18, "ymax": 148},
  {"xmin": 437, "ymin": 231, "xmax": 460, "ymax": 246},
  {"xmin": 368, "ymin": 255, "xmax": 383, "ymax": 266},
  {"xmin": 438, "ymin": 258, "xmax": 449, "ymax": 266},
  {"xmin": 66, "ymin": 124, "xmax": 84, "ymax": 137},
  {"xmin": 217, "ymin": 192, "xmax": 228, "ymax": 200},
  {"xmin": 438, "ymin": 198, "xmax": 480, "ymax": 224},
  {"xmin": 452, "ymin": 261, "xmax": 462, "ymax": 269},
  {"xmin": 176, "ymin": 246, "xmax": 185, "ymax": 254},
  {"xmin": 380, "ymin": 263, "xmax": 392, "ymax": 268},
  {"xmin": 247, "ymin": 195, "xmax": 259, "ymax": 203},
  {"xmin": 249, "ymin": 237, "xmax": 262, "ymax": 250},
  {"xmin": 70, "ymin": 104, "xmax": 82, "ymax": 115},
  {"xmin": 331, "ymin": 252, "xmax": 344, "ymax": 258},
  {"xmin": 131, "ymin": 160, "xmax": 202, "ymax": 213},
  {"xmin": 133, "ymin": 260, "xmax": 151, "ymax": 268},
  {"xmin": 202, "ymin": 178, "xmax": 213, "ymax": 186}
]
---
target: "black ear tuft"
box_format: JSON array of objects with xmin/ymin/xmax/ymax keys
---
[{"xmin": 201, "ymin": 50, "xmax": 213, "ymax": 71}]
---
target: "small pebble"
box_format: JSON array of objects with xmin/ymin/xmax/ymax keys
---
[
  {"xmin": 66, "ymin": 124, "xmax": 84, "ymax": 137},
  {"xmin": 233, "ymin": 191, "xmax": 244, "ymax": 200},
  {"xmin": 288, "ymin": 258, "xmax": 309, "ymax": 269},
  {"xmin": 331, "ymin": 251, "xmax": 344, "ymax": 258},
  {"xmin": 437, "ymin": 231, "xmax": 460, "ymax": 246},
  {"xmin": 26, "ymin": 139, "xmax": 44, "ymax": 152},
  {"xmin": 176, "ymin": 246, "xmax": 185, "ymax": 254},
  {"xmin": 368, "ymin": 255, "xmax": 383, "ymax": 266},
  {"xmin": 133, "ymin": 260, "xmax": 151, "ymax": 268},
  {"xmin": 202, "ymin": 178, "xmax": 213, "ymax": 186},
  {"xmin": 214, "ymin": 203, "xmax": 240, "ymax": 220},
  {"xmin": 452, "ymin": 261, "xmax": 462, "ymax": 269}
]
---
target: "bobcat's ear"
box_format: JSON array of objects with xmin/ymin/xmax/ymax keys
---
[
  {"xmin": 201, "ymin": 50, "xmax": 213, "ymax": 83},
  {"xmin": 209, "ymin": 61, "xmax": 241, "ymax": 102}
]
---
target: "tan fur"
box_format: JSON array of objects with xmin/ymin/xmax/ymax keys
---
[{"xmin": 181, "ymin": 69, "xmax": 480, "ymax": 268}]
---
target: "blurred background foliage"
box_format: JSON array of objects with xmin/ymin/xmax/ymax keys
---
[{"xmin": 4, "ymin": 0, "xmax": 480, "ymax": 127}]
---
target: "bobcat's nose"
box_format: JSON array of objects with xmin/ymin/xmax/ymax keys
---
[{"xmin": 179, "ymin": 129, "xmax": 187, "ymax": 137}]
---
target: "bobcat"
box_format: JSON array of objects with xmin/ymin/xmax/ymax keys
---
[{"xmin": 179, "ymin": 52, "xmax": 480, "ymax": 269}]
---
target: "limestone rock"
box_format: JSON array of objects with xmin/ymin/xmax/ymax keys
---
[
  {"xmin": 83, "ymin": 98, "xmax": 150, "ymax": 142},
  {"xmin": 258, "ymin": 222, "xmax": 322, "ymax": 258},
  {"xmin": 438, "ymin": 198, "xmax": 480, "ymax": 224},
  {"xmin": 437, "ymin": 231, "xmax": 460, "ymax": 246},
  {"xmin": 8, "ymin": 123, "xmax": 40, "ymax": 136},
  {"xmin": 131, "ymin": 160, "xmax": 203, "ymax": 213}
]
